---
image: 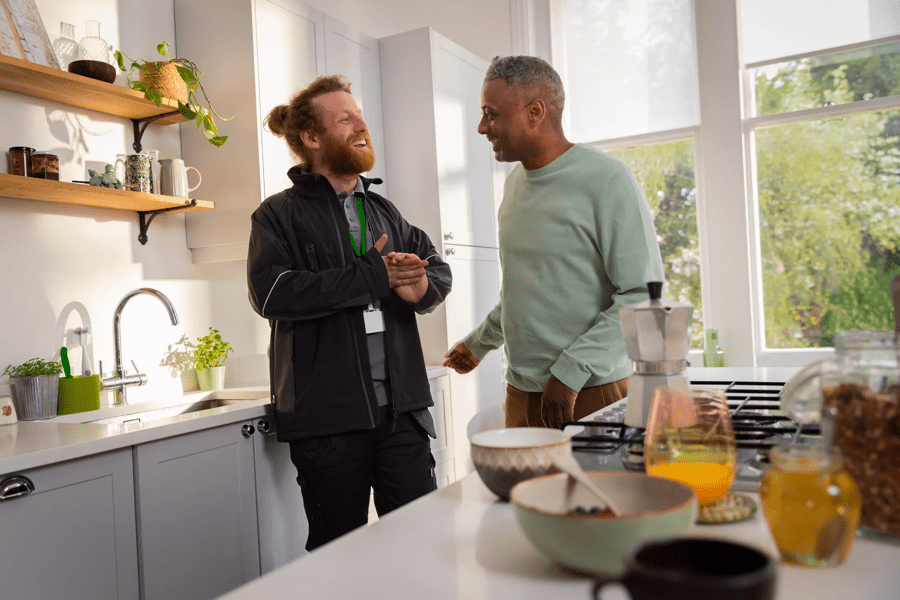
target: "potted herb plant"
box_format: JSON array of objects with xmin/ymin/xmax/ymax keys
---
[
  {"xmin": 160, "ymin": 333, "xmax": 199, "ymax": 392},
  {"xmin": 3, "ymin": 357, "xmax": 63, "ymax": 420},
  {"xmin": 194, "ymin": 327, "xmax": 234, "ymax": 391},
  {"xmin": 114, "ymin": 41, "xmax": 231, "ymax": 147}
]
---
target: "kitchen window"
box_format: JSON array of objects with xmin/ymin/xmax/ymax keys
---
[{"xmin": 540, "ymin": 0, "xmax": 900, "ymax": 365}]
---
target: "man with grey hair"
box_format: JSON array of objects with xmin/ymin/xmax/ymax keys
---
[{"xmin": 444, "ymin": 55, "xmax": 664, "ymax": 429}]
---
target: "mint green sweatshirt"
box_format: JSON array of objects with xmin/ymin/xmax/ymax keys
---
[{"xmin": 464, "ymin": 144, "xmax": 664, "ymax": 393}]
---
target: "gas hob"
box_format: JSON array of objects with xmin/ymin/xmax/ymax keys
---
[{"xmin": 567, "ymin": 379, "xmax": 818, "ymax": 492}]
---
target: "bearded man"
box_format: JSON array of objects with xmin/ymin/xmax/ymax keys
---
[{"xmin": 247, "ymin": 75, "xmax": 452, "ymax": 551}]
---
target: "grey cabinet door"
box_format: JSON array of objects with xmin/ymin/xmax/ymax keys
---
[
  {"xmin": 135, "ymin": 421, "xmax": 260, "ymax": 600},
  {"xmin": 0, "ymin": 448, "xmax": 139, "ymax": 600},
  {"xmin": 252, "ymin": 415, "xmax": 308, "ymax": 574}
]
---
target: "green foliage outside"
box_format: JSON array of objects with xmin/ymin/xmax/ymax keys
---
[
  {"xmin": 608, "ymin": 142, "xmax": 704, "ymax": 348},
  {"xmin": 608, "ymin": 46, "xmax": 900, "ymax": 349},
  {"xmin": 194, "ymin": 327, "xmax": 234, "ymax": 372},
  {"xmin": 3, "ymin": 357, "xmax": 63, "ymax": 378}
]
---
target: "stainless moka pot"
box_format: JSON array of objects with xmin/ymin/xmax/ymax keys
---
[{"xmin": 619, "ymin": 281, "xmax": 692, "ymax": 428}]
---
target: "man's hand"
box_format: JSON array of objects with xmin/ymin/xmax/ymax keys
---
[
  {"xmin": 443, "ymin": 341, "xmax": 480, "ymax": 374},
  {"xmin": 541, "ymin": 374, "xmax": 578, "ymax": 429},
  {"xmin": 383, "ymin": 251, "xmax": 429, "ymax": 303}
]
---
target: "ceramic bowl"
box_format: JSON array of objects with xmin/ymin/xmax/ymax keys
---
[
  {"xmin": 470, "ymin": 428, "xmax": 572, "ymax": 501},
  {"xmin": 510, "ymin": 471, "xmax": 698, "ymax": 576}
]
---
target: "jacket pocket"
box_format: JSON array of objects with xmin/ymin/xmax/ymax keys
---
[{"xmin": 306, "ymin": 243, "xmax": 319, "ymax": 271}]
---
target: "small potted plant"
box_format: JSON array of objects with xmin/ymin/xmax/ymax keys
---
[
  {"xmin": 160, "ymin": 333, "xmax": 199, "ymax": 392},
  {"xmin": 193, "ymin": 327, "xmax": 233, "ymax": 391},
  {"xmin": 3, "ymin": 357, "xmax": 63, "ymax": 420},
  {"xmin": 114, "ymin": 41, "xmax": 231, "ymax": 147}
]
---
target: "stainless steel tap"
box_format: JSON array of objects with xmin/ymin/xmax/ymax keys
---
[{"xmin": 101, "ymin": 288, "xmax": 179, "ymax": 405}]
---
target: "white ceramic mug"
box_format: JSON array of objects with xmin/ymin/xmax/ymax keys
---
[{"xmin": 159, "ymin": 158, "xmax": 202, "ymax": 198}]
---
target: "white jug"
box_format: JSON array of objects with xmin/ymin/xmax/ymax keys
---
[{"xmin": 159, "ymin": 158, "xmax": 202, "ymax": 198}]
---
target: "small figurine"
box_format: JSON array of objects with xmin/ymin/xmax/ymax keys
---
[{"xmin": 88, "ymin": 164, "xmax": 123, "ymax": 189}]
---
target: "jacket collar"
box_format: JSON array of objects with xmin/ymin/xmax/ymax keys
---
[{"xmin": 287, "ymin": 165, "xmax": 383, "ymax": 194}]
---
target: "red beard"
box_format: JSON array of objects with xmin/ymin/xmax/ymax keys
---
[{"xmin": 320, "ymin": 132, "xmax": 376, "ymax": 176}]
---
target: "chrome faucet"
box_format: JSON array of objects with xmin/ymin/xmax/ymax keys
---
[{"xmin": 101, "ymin": 288, "xmax": 179, "ymax": 405}]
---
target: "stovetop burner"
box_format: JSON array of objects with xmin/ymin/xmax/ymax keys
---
[{"xmin": 566, "ymin": 379, "xmax": 821, "ymax": 491}]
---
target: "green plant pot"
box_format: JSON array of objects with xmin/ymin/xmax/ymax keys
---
[{"xmin": 197, "ymin": 365, "xmax": 226, "ymax": 391}]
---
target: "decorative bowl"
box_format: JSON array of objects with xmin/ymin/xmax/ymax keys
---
[
  {"xmin": 68, "ymin": 60, "xmax": 117, "ymax": 84},
  {"xmin": 510, "ymin": 471, "xmax": 698, "ymax": 576},
  {"xmin": 470, "ymin": 427, "xmax": 571, "ymax": 501}
]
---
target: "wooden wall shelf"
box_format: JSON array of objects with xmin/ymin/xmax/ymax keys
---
[
  {"xmin": 0, "ymin": 54, "xmax": 188, "ymax": 126},
  {"xmin": 0, "ymin": 174, "xmax": 213, "ymax": 213}
]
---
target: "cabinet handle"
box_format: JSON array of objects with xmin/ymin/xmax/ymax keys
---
[
  {"xmin": 0, "ymin": 475, "xmax": 35, "ymax": 500},
  {"xmin": 257, "ymin": 420, "xmax": 271, "ymax": 434},
  {"xmin": 241, "ymin": 424, "xmax": 256, "ymax": 438},
  {"xmin": 443, "ymin": 232, "xmax": 454, "ymax": 240},
  {"xmin": 446, "ymin": 247, "xmax": 456, "ymax": 255}
]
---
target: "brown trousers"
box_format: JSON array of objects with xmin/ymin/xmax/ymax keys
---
[{"xmin": 504, "ymin": 378, "xmax": 629, "ymax": 428}]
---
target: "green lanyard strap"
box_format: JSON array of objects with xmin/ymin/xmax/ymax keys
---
[{"xmin": 349, "ymin": 193, "xmax": 367, "ymax": 257}]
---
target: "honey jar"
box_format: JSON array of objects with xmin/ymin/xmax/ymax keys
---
[
  {"xmin": 30, "ymin": 151, "xmax": 60, "ymax": 180},
  {"xmin": 7, "ymin": 146, "xmax": 34, "ymax": 176}
]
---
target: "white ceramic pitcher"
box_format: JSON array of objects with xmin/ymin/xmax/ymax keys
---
[{"xmin": 159, "ymin": 158, "xmax": 201, "ymax": 198}]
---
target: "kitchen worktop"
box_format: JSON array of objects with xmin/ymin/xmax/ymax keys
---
[
  {"xmin": 0, "ymin": 366, "xmax": 450, "ymax": 475},
  {"xmin": 217, "ymin": 470, "xmax": 900, "ymax": 600}
]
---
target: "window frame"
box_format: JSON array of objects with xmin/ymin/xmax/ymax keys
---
[{"xmin": 532, "ymin": 0, "xmax": 900, "ymax": 367}]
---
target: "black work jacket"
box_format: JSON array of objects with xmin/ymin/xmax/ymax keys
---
[{"xmin": 247, "ymin": 167, "xmax": 452, "ymax": 441}]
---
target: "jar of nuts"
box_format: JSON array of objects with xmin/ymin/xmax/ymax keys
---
[{"xmin": 783, "ymin": 330, "xmax": 900, "ymax": 542}]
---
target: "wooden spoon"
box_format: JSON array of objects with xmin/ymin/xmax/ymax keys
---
[{"xmin": 552, "ymin": 452, "xmax": 622, "ymax": 516}]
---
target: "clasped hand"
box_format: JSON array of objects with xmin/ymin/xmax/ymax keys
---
[{"xmin": 374, "ymin": 234, "xmax": 429, "ymax": 303}]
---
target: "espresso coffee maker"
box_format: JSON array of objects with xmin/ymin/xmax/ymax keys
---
[{"xmin": 618, "ymin": 281, "xmax": 692, "ymax": 428}]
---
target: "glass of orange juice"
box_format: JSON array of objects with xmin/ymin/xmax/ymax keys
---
[
  {"xmin": 644, "ymin": 387, "xmax": 737, "ymax": 507},
  {"xmin": 759, "ymin": 444, "xmax": 861, "ymax": 567}
]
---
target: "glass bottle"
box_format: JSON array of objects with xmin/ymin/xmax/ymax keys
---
[
  {"xmin": 53, "ymin": 22, "xmax": 79, "ymax": 70},
  {"xmin": 78, "ymin": 20, "xmax": 110, "ymax": 63},
  {"xmin": 759, "ymin": 444, "xmax": 860, "ymax": 567},
  {"xmin": 702, "ymin": 328, "xmax": 725, "ymax": 367}
]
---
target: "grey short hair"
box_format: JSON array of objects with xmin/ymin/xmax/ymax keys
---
[{"xmin": 485, "ymin": 55, "xmax": 565, "ymax": 114}]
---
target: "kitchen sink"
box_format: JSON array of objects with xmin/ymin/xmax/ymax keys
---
[{"xmin": 86, "ymin": 397, "xmax": 262, "ymax": 426}]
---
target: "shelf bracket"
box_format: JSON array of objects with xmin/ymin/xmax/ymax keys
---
[
  {"xmin": 131, "ymin": 110, "xmax": 181, "ymax": 154},
  {"xmin": 137, "ymin": 199, "xmax": 197, "ymax": 245}
]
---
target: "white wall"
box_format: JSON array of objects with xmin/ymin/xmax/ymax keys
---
[
  {"xmin": 0, "ymin": 0, "xmax": 267, "ymax": 404},
  {"xmin": 0, "ymin": 0, "xmax": 514, "ymax": 405},
  {"xmin": 300, "ymin": 0, "xmax": 513, "ymax": 61}
]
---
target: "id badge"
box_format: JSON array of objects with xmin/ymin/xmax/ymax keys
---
[{"xmin": 364, "ymin": 308, "xmax": 385, "ymax": 334}]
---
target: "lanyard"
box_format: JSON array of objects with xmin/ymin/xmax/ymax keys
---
[{"xmin": 349, "ymin": 193, "xmax": 367, "ymax": 257}]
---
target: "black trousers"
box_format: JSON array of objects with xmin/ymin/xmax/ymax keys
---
[{"xmin": 288, "ymin": 405, "xmax": 437, "ymax": 551}]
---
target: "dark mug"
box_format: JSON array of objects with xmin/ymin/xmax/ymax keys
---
[{"xmin": 593, "ymin": 538, "xmax": 777, "ymax": 600}]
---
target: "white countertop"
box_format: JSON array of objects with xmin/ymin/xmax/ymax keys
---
[
  {"xmin": 0, "ymin": 366, "xmax": 450, "ymax": 475},
  {"xmin": 217, "ymin": 471, "xmax": 900, "ymax": 600}
]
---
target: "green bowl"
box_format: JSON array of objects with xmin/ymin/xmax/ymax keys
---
[{"xmin": 510, "ymin": 471, "xmax": 697, "ymax": 576}]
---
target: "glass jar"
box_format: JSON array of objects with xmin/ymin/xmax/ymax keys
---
[
  {"xmin": 759, "ymin": 444, "xmax": 861, "ymax": 567},
  {"xmin": 30, "ymin": 152, "xmax": 60, "ymax": 180},
  {"xmin": 78, "ymin": 20, "xmax": 110, "ymax": 63},
  {"xmin": 780, "ymin": 330, "xmax": 900, "ymax": 542},
  {"xmin": 7, "ymin": 147, "xmax": 34, "ymax": 176},
  {"xmin": 52, "ymin": 21, "xmax": 79, "ymax": 70}
]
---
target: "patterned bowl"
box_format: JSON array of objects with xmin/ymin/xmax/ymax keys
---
[{"xmin": 470, "ymin": 428, "xmax": 572, "ymax": 500}]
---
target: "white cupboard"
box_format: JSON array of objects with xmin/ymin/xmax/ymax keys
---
[
  {"xmin": 134, "ymin": 421, "xmax": 261, "ymax": 600},
  {"xmin": 380, "ymin": 27, "xmax": 506, "ymax": 480},
  {"xmin": 175, "ymin": 0, "xmax": 388, "ymax": 264},
  {"xmin": 0, "ymin": 449, "xmax": 139, "ymax": 600}
]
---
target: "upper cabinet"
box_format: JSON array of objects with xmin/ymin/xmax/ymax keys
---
[
  {"xmin": 379, "ymin": 27, "xmax": 502, "ymax": 250},
  {"xmin": 175, "ymin": 0, "xmax": 387, "ymax": 263}
]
